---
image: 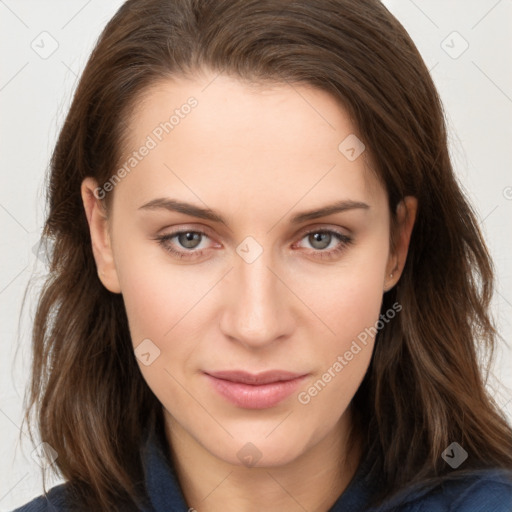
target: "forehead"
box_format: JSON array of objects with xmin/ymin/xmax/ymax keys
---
[
  {"xmin": 113, "ymin": 72, "xmax": 386, "ymax": 216},
  {"xmin": 129, "ymin": 73, "xmax": 357, "ymax": 154}
]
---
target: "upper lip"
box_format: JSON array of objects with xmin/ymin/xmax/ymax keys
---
[{"xmin": 205, "ymin": 370, "xmax": 307, "ymax": 385}]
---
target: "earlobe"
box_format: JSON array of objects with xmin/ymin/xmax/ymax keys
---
[
  {"xmin": 384, "ymin": 196, "xmax": 418, "ymax": 291},
  {"xmin": 81, "ymin": 177, "xmax": 122, "ymax": 293}
]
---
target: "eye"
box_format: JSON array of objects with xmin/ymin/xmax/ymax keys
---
[
  {"xmin": 155, "ymin": 230, "xmax": 214, "ymax": 260},
  {"xmin": 294, "ymin": 228, "xmax": 353, "ymax": 260}
]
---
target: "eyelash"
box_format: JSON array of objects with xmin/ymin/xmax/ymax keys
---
[{"xmin": 154, "ymin": 228, "xmax": 353, "ymax": 261}]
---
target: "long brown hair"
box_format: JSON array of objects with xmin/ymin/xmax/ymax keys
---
[{"xmin": 20, "ymin": 0, "xmax": 512, "ymax": 509}]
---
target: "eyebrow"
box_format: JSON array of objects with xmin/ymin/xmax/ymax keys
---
[{"xmin": 138, "ymin": 198, "xmax": 370, "ymax": 225}]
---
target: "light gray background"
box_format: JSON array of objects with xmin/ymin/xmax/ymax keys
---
[{"xmin": 1, "ymin": 1, "xmax": 511, "ymax": 509}]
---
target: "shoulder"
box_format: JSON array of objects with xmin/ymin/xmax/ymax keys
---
[
  {"xmin": 375, "ymin": 469, "xmax": 512, "ymax": 512},
  {"xmin": 441, "ymin": 469, "xmax": 512, "ymax": 511},
  {"xmin": 10, "ymin": 483, "xmax": 70, "ymax": 512}
]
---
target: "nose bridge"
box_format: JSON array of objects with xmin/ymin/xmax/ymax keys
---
[{"xmin": 220, "ymin": 240, "xmax": 291, "ymax": 347}]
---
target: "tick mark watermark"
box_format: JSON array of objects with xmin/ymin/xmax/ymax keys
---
[
  {"xmin": 134, "ymin": 338, "xmax": 161, "ymax": 366},
  {"xmin": 237, "ymin": 442, "xmax": 263, "ymax": 467},
  {"xmin": 441, "ymin": 31, "xmax": 469, "ymax": 60},
  {"xmin": 236, "ymin": 236, "xmax": 264, "ymax": 264},
  {"xmin": 31, "ymin": 31, "xmax": 59, "ymax": 59},
  {"xmin": 338, "ymin": 134, "xmax": 365, "ymax": 161},
  {"xmin": 441, "ymin": 442, "xmax": 468, "ymax": 468}
]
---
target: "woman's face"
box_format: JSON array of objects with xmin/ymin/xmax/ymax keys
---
[{"xmin": 83, "ymin": 71, "xmax": 413, "ymax": 468}]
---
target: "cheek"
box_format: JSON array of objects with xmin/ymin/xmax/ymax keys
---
[
  {"xmin": 295, "ymin": 265, "xmax": 387, "ymax": 423},
  {"xmin": 306, "ymin": 273, "xmax": 382, "ymax": 389},
  {"xmin": 113, "ymin": 227, "xmax": 208, "ymax": 343},
  {"xmin": 299, "ymin": 232, "xmax": 389, "ymax": 399},
  {"xmin": 304, "ymin": 234, "xmax": 389, "ymax": 344},
  {"xmin": 329, "ymin": 265, "xmax": 386, "ymax": 345},
  {"xmin": 116, "ymin": 250, "xmax": 204, "ymax": 409}
]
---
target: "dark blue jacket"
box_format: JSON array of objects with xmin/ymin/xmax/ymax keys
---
[{"xmin": 11, "ymin": 425, "xmax": 512, "ymax": 511}]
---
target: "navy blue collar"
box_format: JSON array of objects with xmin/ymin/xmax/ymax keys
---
[
  {"xmin": 140, "ymin": 423, "xmax": 189, "ymax": 511},
  {"xmin": 139, "ymin": 422, "xmax": 381, "ymax": 512}
]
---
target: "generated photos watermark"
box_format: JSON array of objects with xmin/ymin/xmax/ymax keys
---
[
  {"xmin": 297, "ymin": 301, "xmax": 402, "ymax": 405},
  {"xmin": 94, "ymin": 96, "xmax": 198, "ymax": 200}
]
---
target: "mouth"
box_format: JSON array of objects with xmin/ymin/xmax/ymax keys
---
[{"xmin": 203, "ymin": 370, "xmax": 308, "ymax": 409}]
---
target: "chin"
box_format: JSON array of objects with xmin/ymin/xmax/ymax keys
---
[{"xmin": 209, "ymin": 432, "xmax": 309, "ymax": 469}]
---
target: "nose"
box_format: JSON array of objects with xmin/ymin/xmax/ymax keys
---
[{"xmin": 218, "ymin": 249, "xmax": 295, "ymax": 349}]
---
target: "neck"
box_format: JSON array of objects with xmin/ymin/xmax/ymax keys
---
[{"xmin": 163, "ymin": 407, "xmax": 362, "ymax": 512}]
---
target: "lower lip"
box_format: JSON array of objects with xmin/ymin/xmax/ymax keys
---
[{"xmin": 205, "ymin": 374, "xmax": 307, "ymax": 409}]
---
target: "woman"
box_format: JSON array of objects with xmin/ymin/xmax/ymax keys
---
[{"xmin": 13, "ymin": 0, "xmax": 512, "ymax": 511}]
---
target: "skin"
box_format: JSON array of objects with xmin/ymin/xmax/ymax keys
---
[{"xmin": 81, "ymin": 70, "xmax": 417, "ymax": 512}]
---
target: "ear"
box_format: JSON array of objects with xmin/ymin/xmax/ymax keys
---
[
  {"xmin": 384, "ymin": 196, "xmax": 417, "ymax": 292},
  {"xmin": 81, "ymin": 177, "xmax": 121, "ymax": 293}
]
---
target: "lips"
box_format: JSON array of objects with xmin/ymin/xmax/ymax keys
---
[
  {"xmin": 204, "ymin": 370, "xmax": 308, "ymax": 409},
  {"xmin": 206, "ymin": 370, "xmax": 305, "ymax": 385}
]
